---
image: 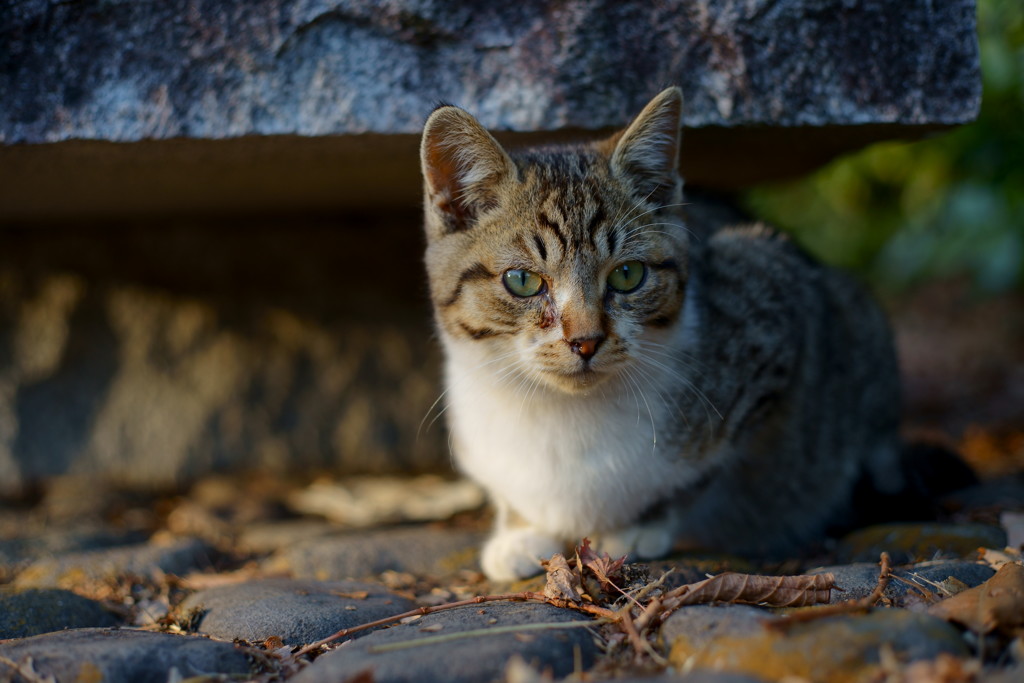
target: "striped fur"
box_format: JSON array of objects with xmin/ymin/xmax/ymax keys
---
[{"xmin": 421, "ymin": 88, "xmax": 903, "ymax": 580}]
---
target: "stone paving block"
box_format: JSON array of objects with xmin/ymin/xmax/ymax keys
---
[
  {"xmin": 269, "ymin": 526, "xmax": 484, "ymax": 580},
  {"xmin": 810, "ymin": 561, "xmax": 996, "ymax": 604},
  {"xmin": 666, "ymin": 608, "xmax": 970, "ymax": 683},
  {"xmin": 835, "ymin": 522, "xmax": 1007, "ymax": 564},
  {"xmin": 0, "ymin": 588, "xmax": 120, "ymax": 639},
  {"xmin": 13, "ymin": 536, "xmax": 213, "ymax": 589},
  {"xmin": 293, "ymin": 601, "xmax": 601, "ymax": 683},
  {"xmin": 0, "ymin": 628, "xmax": 253, "ymax": 683},
  {"xmin": 179, "ymin": 578, "xmax": 416, "ymax": 646}
]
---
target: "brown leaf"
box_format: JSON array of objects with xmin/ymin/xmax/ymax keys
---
[
  {"xmin": 332, "ymin": 590, "xmax": 370, "ymax": 600},
  {"xmin": 928, "ymin": 561, "xmax": 1024, "ymax": 635},
  {"xmin": 663, "ymin": 572, "xmax": 835, "ymax": 610},
  {"xmin": 576, "ymin": 538, "xmax": 626, "ymax": 594},
  {"xmin": 541, "ymin": 553, "xmax": 582, "ymax": 602}
]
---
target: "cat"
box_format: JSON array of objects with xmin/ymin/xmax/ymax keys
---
[{"xmin": 419, "ymin": 87, "xmax": 905, "ymax": 581}]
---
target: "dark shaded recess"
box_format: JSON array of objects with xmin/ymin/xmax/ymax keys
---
[
  {"xmin": 0, "ymin": 123, "xmax": 951, "ymax": 225},
  {"xmin": 843, "ymin": 440, "xmax": 980, "ymax": 532},
  {"xmin": 13, "ymin": 291, "xmax": 119, "ymax": 478},
  {"xmin": 0, "ymin": 212, "xmax": 433, "ymax": 326}
]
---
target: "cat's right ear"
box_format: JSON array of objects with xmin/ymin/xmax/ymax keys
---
[
  {"xmin": 421, "ymin": 106, "xmax": 514, "ymax": 238},
  {"xmin": 607, "ymin": 87, "xmax": 683, "ymax": 205}
]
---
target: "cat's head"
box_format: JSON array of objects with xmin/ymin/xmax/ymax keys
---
[{"xmin": 420, "ymin": 88, "xmax": 689, "ymax": 395}]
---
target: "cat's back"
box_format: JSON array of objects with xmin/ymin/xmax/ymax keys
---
[{"xmin": 675, "ymin": 224, "xmax": 903, "ymax": 554}]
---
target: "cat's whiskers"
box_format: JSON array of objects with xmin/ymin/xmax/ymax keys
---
[
  {"xmin": 619, "ymin": 202, "xmax": 691, "ymax": 230},
  {"xmin": 628, "ymin": 359, "xmax": 691, "ymax": 434},
  {"xmin": 621, "ymin": 366, "xmax": 658, "ymax": 450},
  {"xmin": 418, "ymin": 348, "xmax": 523, "ymax": 438},
  {"xmin": 635, "ymin": 338, "xmax": 710, "ymax": 379},
  {"xmin": 632, "ymin": 351, "xmax": 722, "ymax": 438},
  {"xmin": 608, "ymin": 184, "xmax": 662, "ymax": 233}
]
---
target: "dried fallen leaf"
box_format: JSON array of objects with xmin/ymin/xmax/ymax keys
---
[
  {"xmin": 419, "ymin": 624, "xmax": 444, "ymax": 632},
  {"xmin": 541, "ymin": 553, "xmax": 582, "ymax": 602},
  {"xmin": 979, "ymin": 547, "xmax": 1022, "ymax": 569},
  {"xmin": 928, "ymin": 561, "xmax": 1024, "ymax": 635},
  {"xmin": 332, "ymin": 590, "xmax": 370, "ymax": 600},
  {"xmin": 577, "ymin": 538, "xmax": 626, "ymax": 595},
  {"xmin": 663, "ymin": 571, "xmax": 835, "ymax": 611}
]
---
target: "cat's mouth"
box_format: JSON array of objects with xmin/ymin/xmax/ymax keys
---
[{"xmin": 543, "ymin": 365, "xmax": 610, "ymax": 394}]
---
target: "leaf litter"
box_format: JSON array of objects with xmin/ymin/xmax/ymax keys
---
[{"xmin": 289, "ymin": 538, "xmax": 838, "ymax": 666}]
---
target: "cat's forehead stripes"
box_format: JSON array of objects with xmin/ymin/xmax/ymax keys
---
[{"xmin": 516, "ymin": 156, "xmax": 623, "ymax": 258}]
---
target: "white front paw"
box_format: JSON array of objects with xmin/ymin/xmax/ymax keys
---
[
  {"xmin": 480, "ymin": 528, "xmax": 563, "ymax": 581},
  {"xmin": 596, "ymin": 522, "xmax": 675, "ymax": 560}
]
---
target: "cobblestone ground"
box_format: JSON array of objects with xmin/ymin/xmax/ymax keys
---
[{"xmin": 1, "ymin": 470, "xmax": 1022, "ymax": 683}]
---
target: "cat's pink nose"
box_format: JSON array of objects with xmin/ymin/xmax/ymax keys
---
[{"xmin": 567, "ymin": 335, "xmax": 604, "ymax": 361}]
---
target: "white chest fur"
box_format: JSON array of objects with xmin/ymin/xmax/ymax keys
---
[{"xmin": 444, "ymin": 345, "xmax": 700, "ymax": 539}]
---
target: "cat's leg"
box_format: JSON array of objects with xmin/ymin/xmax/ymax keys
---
[
  {"xmin": 480, "ymin": 501, "xmax": 563, "ymax": 581},
  {"xmin": 593, "ymin": 509, "xmax": 682, "ymax": 560}
]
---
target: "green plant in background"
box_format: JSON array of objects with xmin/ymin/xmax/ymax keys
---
[{"xmin": 745, "ymin": 0, "xmax": 1023, "ymax": 294}]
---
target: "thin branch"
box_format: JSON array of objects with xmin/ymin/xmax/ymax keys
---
[
  {"xmin": 293, "ymin": 592, "xmax": 542, "ymax": 657},
  {"xmin": 292, "ymin": 591, "xmax": 616, "ymax": 659}
]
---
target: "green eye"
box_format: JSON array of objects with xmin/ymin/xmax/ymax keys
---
[
  {"xmin": 607, "ymin": 261, "xmax": 646, "ymax": 293},
  {"xmin": 503, "ymin": 269, "xmax": 545, "ymax": 297}
]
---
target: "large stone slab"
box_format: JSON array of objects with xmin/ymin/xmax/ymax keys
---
[
  {"xmin": 2, "ymin": 0, "xmax": 979, "ymax": 141},
  {"xmin": 0, "ymin": 1, "xmax": 979, "ymax": 219}
]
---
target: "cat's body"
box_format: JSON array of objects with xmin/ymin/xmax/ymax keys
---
[{"xmin": 420, "ymin": 88, "xmax": 904, "ymax": 581}]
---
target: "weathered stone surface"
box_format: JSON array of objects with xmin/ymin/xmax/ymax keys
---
[
  {"xmin": 268, "ymin": 526, "xmax": 484, "ymax": 580},
  {"xmin": 238, "ymin": 520, "xmax": 340, "ymax": 554},
  {"xmin": 179, "ymin": 578, "xmax": 416, "ymax": 645},
  {"xmin": 292, "ymin": 601, "xmax": 600, "ymax": 683},
  {"xmin": 2, "ymin": 0, "xmax": 978, "ymax": 143},
  {"xmin": 660, "ymin": 605, "xmax": 772, "ymax": 651},
  {"xmin": 810, "ymin": 561, "xmax": 996, "ymax": 604},
  {"xmin": 13, "ymin": 536, "xmax": 212, "ymax": 589},
  {"xmin": 0, "ymin": 0, "xmax": 980, "ymax": 220},
  {"xmin": 0, "ymin": 628, "xmax": 253, "ymax": 682},
  {"xmin": 836, "ymin": 522, "xmax": 1008, "ymax": 564},
  {"xmin": 666, "ymin": 608, "xmax": 970, "ymax": 683},
  {"xmin": 0, "ymin": 588, "xmax": 119, "ymax": 639},
  {"xmin": 0, "ymin": 525, "xmax": 145, "ymax": 575}
]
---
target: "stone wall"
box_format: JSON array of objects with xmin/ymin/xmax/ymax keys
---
[{"xmin": 0, "ymin": 217, "xmax": 442, "ymax": 496}]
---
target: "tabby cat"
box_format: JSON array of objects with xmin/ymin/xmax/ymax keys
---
[{"xmin": 420, "ymin": 88, "xmax": 903, "ymax": 581}]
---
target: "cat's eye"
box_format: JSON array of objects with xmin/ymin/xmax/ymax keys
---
[
  {"xmin": 503, "ymin": 269, "xmax": 545, "ymax": 297},
  {"xmin": 607, "ymin": 261, "xmax": 646, "ymax": 293}
]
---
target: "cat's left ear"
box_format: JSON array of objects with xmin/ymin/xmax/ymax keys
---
[
  {"xmin": 607, "ymin": 87, "xmax": 683, "ymax": 204},
  {"xmin": 421, "ymin": 105, "xmax": 515, "ymax": 238}
]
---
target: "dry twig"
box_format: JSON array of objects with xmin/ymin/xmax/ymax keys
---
[{"xmin": 770, "ymin": 552, "xmax": 892, "ymax": 630}]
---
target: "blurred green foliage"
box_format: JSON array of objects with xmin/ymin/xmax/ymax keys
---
[{"xmin": 744, "ymin": 0, "xmax": 1024, "ymax": 293}]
